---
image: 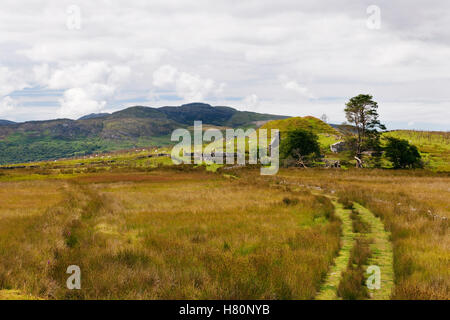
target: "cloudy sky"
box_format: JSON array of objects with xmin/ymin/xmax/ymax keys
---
[{"xmin": 0, "ymin": 0, "xmax": 449, "ymax": 130}]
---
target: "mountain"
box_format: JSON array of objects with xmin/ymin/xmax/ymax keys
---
[
  {"xmin": 158, "ymin": 103, "xmax": 235, "ymax": 125},
  {"xmin": 109, "ymin": 106, "xmax": 168, "ymax": 120},
  {"xmin": 78, "ymin": 113, "xmax": 110, "ymax": 120},
  {"xmin": 107, "ymin": 103, "xmax": 287, "ymax": 127},
  {"xmin": 0, "ymin": 120, "xmax": 16, "ymax": 125},
  {"xmin": 0, "ymin": 103, "xmax": 288, "ymax": 164}
]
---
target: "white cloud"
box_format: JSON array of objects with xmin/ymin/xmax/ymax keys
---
[
  {"xmin": 35, "ymin": 62, "xmax": 132, "ymax": 119},
  {"xmin": 152, "ymin": 65, "xmax": 178, "ymax": 88},
  {"xmin": 175, "ymin": 72, "xmax": 215, "ymax": 101},
  {"xmin": 152, "ymin": 65, "xmax": 224, "ymax": 101},
  {"xmin": 284, "ymin": 81, "xmax": 316, "ymax": 99},
  {"xmin": 0, "ymin": 67, "xmax": 28, "ymax": 97},
  {"xmin": 0, "ymin": 96, "xmax": 17, "ymax": 117},
  {"xmin": 379, "ymin": 101, "xmax": 450, "ymax": 126},
  {"xmin": 32, "ymin": 64, "xmax": 50, "ymax": 86},
  {"xmin": 58, "ymin": 88, "xmax": 106, "ymax": 119},
  {"xmin": 243, "ymin": 94, "xmax": 260, "ymax": 109},
  {"xmin": 47, "ymin": 62, "xmax": 129, "ymax": 90}
]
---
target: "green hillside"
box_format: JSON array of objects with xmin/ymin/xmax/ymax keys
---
[
  {"xmin": 261, "ymin": 116, "xmax": 341, "ymax": 151},
  {"xmin": 383, "ymin": 130, "xmax": 450, "ymax": 171},
  {"xmin": 261, "ymin": 116, "xmax": 338, "ymax": 135}
]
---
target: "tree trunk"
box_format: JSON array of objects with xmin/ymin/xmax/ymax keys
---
[{"xmin": 354, "ymin": 156, "xmax": 363, "ymax": 168}]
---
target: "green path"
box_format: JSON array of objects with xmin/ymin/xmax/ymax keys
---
[
  {"xmin": 354, "ymin": 203, "xmax": 394, "ymax": 300},
  {"xmin": 316, "ymin": 200, "xmax": 356, "ymax": 300},
  {"xmin": 0, "ymin": 290, "xmax": 39, "ymax": 300},
  {"xmin": 315, "ymin": 197, "xmax": 394, "ymax": 300}
]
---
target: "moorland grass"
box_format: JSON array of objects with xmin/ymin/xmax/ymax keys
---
[
  {"xmin": 1, "ymin": 159, "xmax": 448, "ymax": 300},
  {"xmin": 0, "ymin": 168, "xmax": 340, "ymax": 299}
]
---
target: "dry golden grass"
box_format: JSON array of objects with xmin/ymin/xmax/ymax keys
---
[
  {"xmin": 1, "ymin": 163, "xmax": 448, "ymax": 300},
  {"xmin": 0, "ymin": 168, "xmax": 340, "ymax": 299},
  {"xmin": 0, "ymin": 180, "xmax": 63, "ymax": 218}
]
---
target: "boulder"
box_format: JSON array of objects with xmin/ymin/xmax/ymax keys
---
[{"xmin": 330, "ymin": 141, "xmax": 346, "ymax": 153}]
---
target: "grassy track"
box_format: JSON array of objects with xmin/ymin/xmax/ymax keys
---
[
  {"xmin": 0, "ymin": 290, "xmax": 39, "ymax": 300},
  {"xmin": 354, "ymin": 203, "xmax": 394, "ymax": 299},
  {"xmin": 315, "ymin": 197, "xmax": 394, "ymax": 300},
  {"xmin": 316, "ymin": 200, "xmax": 355, "ymax": 300}
]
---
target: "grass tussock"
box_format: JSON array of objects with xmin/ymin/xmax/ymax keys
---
[
  {"xmin": 337, "ymin": 237, "xmax": 372, "ymax": 300},
  {"xmin": 338, "ymin": 196, "xmax": 354, "ymax": 210},
  {"xmin": 351, "ymin": 210, "xmax": 371, "ymax": 234}
]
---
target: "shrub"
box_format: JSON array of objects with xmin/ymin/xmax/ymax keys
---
[
  {"xmin": 65, "ymin": 234, "xmax": 79, "ymax": 248},
  {"xmin": 384, "ymin": 137, "xmax": 422, "ymax": 169},
  {"xmin": 280, "ymin": 129, "xmax": 320, "ymax": 165}
]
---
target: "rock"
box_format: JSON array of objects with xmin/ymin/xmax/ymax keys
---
[{"xmin": 330, "ymin": 141, "xmax": 346, "ymax": 153}]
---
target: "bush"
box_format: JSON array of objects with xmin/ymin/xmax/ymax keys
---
[
  {"xmin": 65, "ymin": 234, "xmax": 79, "ymax": 248},
  {"xmin": 384, "ymin": 137, "xmax": 422, "ymax": 169},
  {"xmin": 280, "ymin": 129, "xmax": 320, "ymax": 167}
]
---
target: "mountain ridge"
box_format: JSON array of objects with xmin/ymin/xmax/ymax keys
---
[
  {"xmin": 0, "ymin": 119, "xmax": 16, "ymax": 125},
  {"xmin": 0, "ymin": 103, "xmax": 289, "ymax": 164}
]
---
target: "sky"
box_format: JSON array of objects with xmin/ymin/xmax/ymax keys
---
[{"xmin": 0, "ymin": 0, "xmax": 449, "ymax": 130}]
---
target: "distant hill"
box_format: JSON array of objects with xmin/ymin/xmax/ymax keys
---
[
  {"xmin": 261, "ymin": 117, "xmax": 342, "ymax": 153},
  {"xmin": 0, "ymin": 103, "xmax": 288, "ymax": 164},
  {"xmin": 106, "ymin": 103, "xmax": 288, "ymax": 127},
  {"xmin": 261, "ymin": 116, "xmax": 338, "ymax": 135},
  {"xmin": 78, "ymin": 113, "xmax": 110, "ymax": 120},
  {"xmin": 0, "ymin": 120, "xmax": 16, "ymax": 125}
]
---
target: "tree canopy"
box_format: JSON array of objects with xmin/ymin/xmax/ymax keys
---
[
  {"xmin": 280, "ymin": 129, "xmax": 320, "ymax": 166},
  {"xmin": 344, "ymin": 94, "xmax": 386, "ymax": 159},
  {"xmin": 384, "ymin": 137, "xmax": 422, "ymax": 169}
]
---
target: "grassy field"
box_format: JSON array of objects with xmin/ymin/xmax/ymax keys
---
[
  {"xmin": 0, "ymin": 163, "xmax": 341, "ymax": 299},
  {"xmin": 0, "ymin": 153, "xmax": 448, "ymax": 300}
]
